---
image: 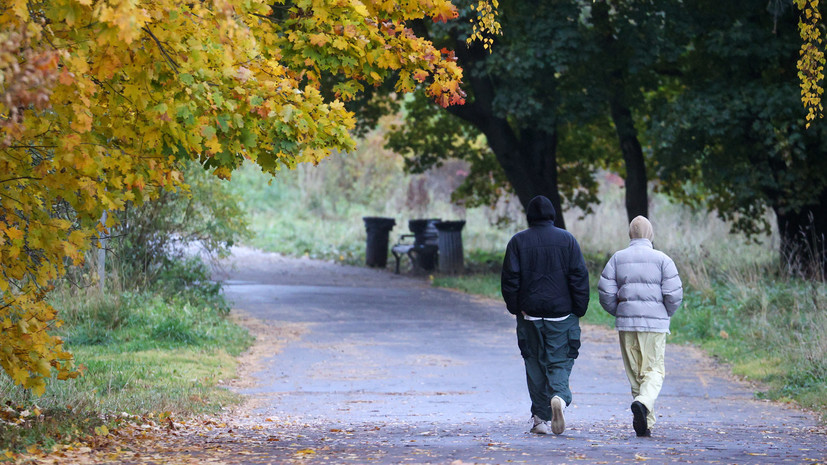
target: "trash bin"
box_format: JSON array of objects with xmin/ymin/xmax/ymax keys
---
[
  {"xmin": 435, "ymin": 220, "xmax": 465, "ymax": 274},
  {"xmin": 408, "ymin": 218, "xmax": 440, "ymax": 272},
  {"xmin": 363, "ymin": 217, "xmax": 396, "ymax": 268}
]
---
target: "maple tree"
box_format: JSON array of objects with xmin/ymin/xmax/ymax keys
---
[{"xmin": 1, "ymin": 0, "xmax": 472, "ymax": 394}]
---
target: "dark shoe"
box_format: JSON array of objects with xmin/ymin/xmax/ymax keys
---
[
  {"xmin": 631, "ymin": 401, "xmax": 649, "ymax": 437},
  {"xmin": 640, "ymin": 429, "xmax": 652, "ymax": 437}
]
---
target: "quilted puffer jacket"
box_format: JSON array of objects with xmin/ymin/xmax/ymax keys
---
[{"xmin": 598, "ymin": 238, "xmax": 683, "ymax": 332}]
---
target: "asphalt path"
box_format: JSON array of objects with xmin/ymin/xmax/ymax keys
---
[{"xmin": 201, "ymin": 248, "xmax": 825, "ymax": 465}]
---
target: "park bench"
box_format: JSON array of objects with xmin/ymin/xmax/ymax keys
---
[
  {"xmin": 391, "ymin": 234, "xmax": 417, "ymax": 274},
  {"xmin": 391, "ymin": 219, "xmax": 440, "ymax": 274}
]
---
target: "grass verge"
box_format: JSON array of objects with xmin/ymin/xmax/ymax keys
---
[
  {"xmin": 431, "ymin": 252, "xmax": 827, "ymax": 422},
  {"xmin": 0, "ymin": 261, "xmax": 253, "ymax": 455}
]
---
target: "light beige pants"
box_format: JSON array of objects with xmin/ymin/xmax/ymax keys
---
[{"xmin": 619, "ymin": 331, "xmax": 666, "ymax": 428}]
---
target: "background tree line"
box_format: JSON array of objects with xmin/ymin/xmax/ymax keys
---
[{"xmin": 358, "ymin": 0, "xmax": 827, "ymax": 276}]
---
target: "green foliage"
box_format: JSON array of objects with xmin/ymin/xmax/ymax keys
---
[
  {"xmin": 230, "ymin": 130, "xmax": 409, "ymax": 264},
  {"xmin": 651, "ymin": 1, "xmax": 827, "ymax": 241},
  {"xmin": 112, "ymin": 162, "xmax": 252, "ymax": 287},
  {"xmin": 231, "ymin": 123, "xmax": 527, "ymax": 265},
  {"xmin": 59, "ymin": 262, "xmax": 242, "ymax": 352},
  {"xmin": 363, "ymin": 0, "xmax": 694, "ymax": 219},
  {"xmin": 385, "ymin": 92, "xmax": 509, "ymax": 209}
]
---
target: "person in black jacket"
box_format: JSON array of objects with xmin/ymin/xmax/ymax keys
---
[{"xmin": 501, "ymin": 195, "xmax": 590, "ymax": 435}]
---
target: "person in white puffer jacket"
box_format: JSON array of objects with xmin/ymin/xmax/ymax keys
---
[{"xmin": 598, "ymin": 216, "xmax": 683, "ymax": 438}]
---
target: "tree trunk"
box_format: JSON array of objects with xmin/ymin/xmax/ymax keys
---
[
  {"xmin": 609, "ymin": 97, "xmax": 649, "ymax": 222},
  {"xmin": 446, "ymin": 38, "xmax": 566, "ymax": 229},
  {"xmin": 593, "ymin": 1, "xmax": 649, "ymax": 223},
  {"xmin": 774, "ymin": 188, "xmax": 827, "ymax": 278},
  {"xmin": 483, "ymin": 123, "xmax": 565, "ymax": 229}
]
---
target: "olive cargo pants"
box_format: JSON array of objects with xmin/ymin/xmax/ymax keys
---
[{"xmin": 516, "ymin": 314, "xmax": 581, "ymax": 421}]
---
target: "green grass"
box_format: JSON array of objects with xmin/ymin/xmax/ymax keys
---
[
  {"xmin": 668, "ymin": 277, "xmax": 826, "ymax": 418},
  {"xmin": 0, "ymin": 262, "xmax": 253, "ymax": 454},
  {"xmin": 430, "ymin": 256, "xmax": 827, "ymax": 422},
  {"xmin": 433, "ymin": 273, "xmax": 502, "ymax": 298}
]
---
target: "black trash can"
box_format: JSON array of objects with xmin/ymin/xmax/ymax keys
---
[
  {"xmin": 363, "ymin": 217, "xmax": 396, "ymax": 268},
  {"xmin": 435, "ymin": 220, "xmax": 466, "ymax": 274},
  {"xmin": 408, "ymin": 218, "xmax": 440, "ymax": 272}
]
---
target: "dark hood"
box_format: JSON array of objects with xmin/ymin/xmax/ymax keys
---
[{"xmin": 526, "ymin": 195, "xmax": 556, "ymax": 224}]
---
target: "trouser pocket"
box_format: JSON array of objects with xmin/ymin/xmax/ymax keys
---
[
  {"xmin": 516, "ymin": 316, "xmax": 531, "ymax": 359},
  {"xmin": 567, "ymin": 327, "xmax": 581, "ymax": 359}
]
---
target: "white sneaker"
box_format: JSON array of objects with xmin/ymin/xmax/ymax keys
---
[
  {"xmin": 530, "ymin": 415, "xmax": 551, "ymax": 434},
  {"xmin": 550, "ymin": 396, "xmax": 566, "ymax": 435}
]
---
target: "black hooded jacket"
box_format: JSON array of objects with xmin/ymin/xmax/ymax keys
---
[{"xmin": 501, "ymin": 196, "xmax": 590, "ymax": 318}]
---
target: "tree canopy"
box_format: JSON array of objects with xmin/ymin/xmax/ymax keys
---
[
  {"xmin": 379, "ymin": 0, "xmax": 687, "ymax": 227},
  {"xmin": 651, "ymin": 0, "xmax": 827, "ymax": 274},
  {"xmin": 377, "ymin": 0, "xmax": 826, "ymax": 271},
  {"xmin": 0, "ymin": 0, "xmax": 471, "ymax": 394}
]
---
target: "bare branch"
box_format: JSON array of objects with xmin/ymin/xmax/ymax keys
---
[
  {"xmin": 0, "ymin": 176, "xmax": 43, "ymax": 184},
  {"xmin": 142, "ymin": 27, "xmax": 180, "ymax": 74}
]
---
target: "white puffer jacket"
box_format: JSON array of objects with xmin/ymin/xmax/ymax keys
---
[{"xmin": 598, "ymin": 239, "xmax": 683, "ymax": 333}]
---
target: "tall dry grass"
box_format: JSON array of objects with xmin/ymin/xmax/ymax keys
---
[{"xmin": 564, "ymin": 178, "xmax": 777, "ymax": 292}]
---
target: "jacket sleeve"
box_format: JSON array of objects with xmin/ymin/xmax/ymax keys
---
[
  {"xmin": 567, "ymin": 239, "xmax": 590, "ymax": 318},
  {"xmin": 661, "ymin": 256, "xmax": 683, "ymax": 316},
  {"xmin": 598, "ymin": 255, "xmax": 619, "ymax": 316},
  {"xmin": 501, "ymin": 238, "xmax": 521, "ymax": 315}
]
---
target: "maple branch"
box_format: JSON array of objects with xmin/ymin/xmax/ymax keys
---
[
  {"xmin": 0, "ymin": 191, "xmax": 24, "ymax": 205},
  {"xmin": 0, "ymin": 176, "xmax": 43, "ymax": 184},
  {"xmin": 142, "ymin": 27, "xmax": 180, "ymax": 74},
  {"xmin": 0, "ymin": 269, "xmax": 25, "ymax": 294},
  {"xmin": 91, "ymin": 77, "xmax": 136, "ymax": 107},
  {"xmin": 251, "ymin": 13, "xmax": 276, "ymax": 22},
  {"xmin": 6, "ymin": 145, "xmax": 56, "ymax": 149},
  {"xmin": 250, "ymin": 4, "xmax": 290, "ymax": 22},
  {"xmin": 60, "ymin": 271, "xmax": 95, "ymax": 290}
]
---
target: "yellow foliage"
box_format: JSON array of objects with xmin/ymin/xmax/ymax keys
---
[
  {"xmin": 467, "ymin": 0, "xmax": 501, "ymax": 51},
  {"xmin": 0, "ymin": 0, "xmax": 469, "ymax": 393},
  {"xmin": 795, "ymin": 0, "xmax": 826, "ymax": 127}
]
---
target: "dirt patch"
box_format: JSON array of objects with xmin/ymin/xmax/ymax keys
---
[
  {"xmin": 226, "ymin": 310, "xmax": 308, "ymax": 390},
  {"xmin": 222, "ymin": 310, "xmax": 307, "ymax": 418}
]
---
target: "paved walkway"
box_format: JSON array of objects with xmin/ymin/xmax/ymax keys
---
[
  {"xmin": 21, "ymin": 248, "xmax": 822, "ymax": 465},
  {"xmin": 177, "ymin": 248, "xmax": 824, "ymax": 465}
]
